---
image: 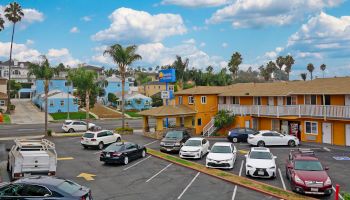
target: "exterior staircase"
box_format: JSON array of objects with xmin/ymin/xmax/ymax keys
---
[{"xmin": 202, "ymin": 118, "xmax": 216, "ymax": 137}]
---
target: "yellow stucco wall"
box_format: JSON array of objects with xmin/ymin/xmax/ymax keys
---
[
  {"xmin": 239, "ymin": 96, "xmax": 253, "ymax": 105},
  {"xmin": 333, "ymin": 121, "xmax": 345, "ymax": 145},
  {"xmin": 331, "ymin": 95, "xmax": 345, "ymax": 105}
]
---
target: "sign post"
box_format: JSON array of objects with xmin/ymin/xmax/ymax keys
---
[{"xmin": 159, "ymin": 69, "xmax": 176, "ymax": 129}]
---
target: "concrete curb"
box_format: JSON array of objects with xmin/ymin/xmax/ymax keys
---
[
  {"xmin": 51, "ymin": 131, "xmax": 84, "ymax": 137},
  {"xmin": 80, "ymin": 109, "xmax": 99, "ymax": 119},
  {"xmin": 146, "ymin": 148, "xmax": 316, "ymax": 200},
  {"xmin": 0, "ymin": 135, "xmax": 45, "ymax": 141}
]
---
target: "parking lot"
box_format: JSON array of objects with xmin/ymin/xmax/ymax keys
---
[{"xmin": 0, "ymin": 133, "xmax": 349, "ymax": 200}]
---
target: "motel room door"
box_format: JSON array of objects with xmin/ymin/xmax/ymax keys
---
[
  {"xmin": 322, "ymin": 123, "xmax": 332, "ymax": 144},
  {"xmin": 346, "ymin": 124, "xmax": 350, "ymax": 146}
]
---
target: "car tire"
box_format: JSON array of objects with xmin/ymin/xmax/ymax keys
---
[
  {"xmin": 245, "ymin": 170, "xmax": 250, "ymax": 177},
  {"xmin": 200, "ymin": 151, "xmax": 203, "ymax": 159},
  {"xmin": 6, "ymin": 159, "xmax": 10, "ymax": 171},
  {"xmin": 141, "ymin": 150, "xmax": 146, "ymax": 158},
  {"xmin": 124, "ymin": 156, "xmax": 129, "ymax": 165},
  {"xmin": 288, "ymin": 140, "xmax": 296, "ymax": 147},
  {"xmin": 83, "ymin": 145, "xmax": 88, "ymax": 149},
  {"xmin": 116, "ymin": 137, "xmax": 121, "ymax": 143},
  {"xmin": 98, "ymin": 142, "xmax": 104, "ymax": 150},
  {"xmin": 232, "ymin": 137, "xmax": 238, "ymax": 143},
  {"xmin": 68, "ymin": 128, "xmax": 74, "ymax": 133},
  {"xmin": 257, "ymin": 141, "xmax": 265, "ymax": 147}
]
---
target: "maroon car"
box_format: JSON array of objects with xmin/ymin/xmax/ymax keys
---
[{"xmin": 286, "ymin": 149, "xmax": 332, "ymax": 196}]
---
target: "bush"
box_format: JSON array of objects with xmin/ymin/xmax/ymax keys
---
[
  {"xmin": 214, "ymin": 110, "xmax": 235, "ymax": 129},
  {"xmin": 47, "ymin": 129, "xmax": 52, "ymax": 137},
  {"xmin": 9, "ymin": 104, "xmax": 15, "ymax": 111},
  {"xmin": 115, "ymin": 127, "xmax": 134, "ymax": 135},
  {"xmin": 342, "ymin": 192, "xmax": 350, "ymax": 200}
]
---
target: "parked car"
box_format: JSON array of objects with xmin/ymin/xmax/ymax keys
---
[
  {"xmin": 248, "ymin": 130, "xmax": 299, "ymax": 147},
  {"xmin": 81, "ymin": 130, "xmax": 121, "ymax": 150},
  {"xmin": 160, "ymin": 130, "xmax": 191, "ymax": 152},
  {"xmin": 286, "ymin": 148, "xmax": 332, "ymax": 196},
  {"xmin": 227, "ymin": 128, "xmax": 256, "ymax": 143},
  {"xmin": 0, "ymin": 176, "xmax": 92, "ymax": 199},
  {"xmin": 179, "ymin": 137, "xmax": 210, "ymax": 159},
  {"xmin": 100, "ymin": 142, "xmax": 147, "ymax": 165},
  {"xmin": 7, "ymin": 139, "xmax": 57, "ymax": 180},
  {"xmin": 245, "ymin": 147, "xmax": 277, "ymax": 178},
  {"xmin": 62, "ymin": 120, "xmax": 95, "ymax": 133},
  {"xmin": 206, "ymin": 142, "xmax": 237, "ymax": 169}
]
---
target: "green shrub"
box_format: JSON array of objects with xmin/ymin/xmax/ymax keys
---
[
  {"xmin": 47, "ymin": 129, "xmax": 52, "ymax": 137},
  {"xmin": 9, "ymin": 104, "xmax": 16, "ymax": 111},
  {"xmin": 342, "ymin": 192, "xmax": 350, "ymax": 200},
  {"xmin": 214, "ymin": 110, "xmax": 235, "ymax": 129},
  {"xmin": 115, "ymin": 127, "xmax": 134, "ymax": 132}
]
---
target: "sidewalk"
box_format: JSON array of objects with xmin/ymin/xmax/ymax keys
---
[
  {"xmin": 10, "ymin": 99, "xmax": 53, "ymax": 124},
  {"xmin": 302, "ymin": 142, "xmax": 350, "ymax": 152}
]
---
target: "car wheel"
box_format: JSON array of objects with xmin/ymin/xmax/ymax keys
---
[
  {"xmin": 98, "ymin": 142, "xmax": 104, "ymax": 150},
  {"xmin": 116, "ymin": 137, "xmax": 121, "ymax": 143},
  {"xmin": 285, "ymin": 169, "xmax": 289, "ymax": 180},
  {"xmin": 141, "ymin": 150, "xmax": 146, "ymax": 158},
  {"xmin": 288, "ymin": 140, "xmax": 296, "ymax": 147},
  {"xmin": 6, "ymin": 160, "xmax": 10, "ymax": 171},
  {"xmin": 83, "ymin": 145, "xmax": 88, "ymax": 149},
  {"xmin": 257, "ymin": 141, "xmax": 265, "ymax": 147},
  {"xmin": 232, "ymin": 137, "xmax": 238, "ymax": 143},
  {"xmin": 200, "ymin": 151, "xmax": 203, "ymax": 159},
  {"xmin": 68, "ymin": 128, "xmax": 74, "ymax": 133},
  {"xmin": 124, "ymin": 156, "xmax": 129, "ymax": 165}
]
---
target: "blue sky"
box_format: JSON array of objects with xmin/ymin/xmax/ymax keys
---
[{"xmin": 1, "ymin": 0, "xmax": 350, "ymax": 80}]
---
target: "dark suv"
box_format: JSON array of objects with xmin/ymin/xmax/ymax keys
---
[
  {"xmin": 227, "ymin": 128, "xmax": 256, "ymax": 143},
  {"xmin": 160, "ymin": 130, "xmax": 191, "ymax": 152}
]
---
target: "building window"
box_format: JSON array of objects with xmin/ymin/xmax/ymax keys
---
[
  {"xmin": 0, "ymin": 100, "xmax": 5, "ymax": 106},
  {"xmin": 305, "ymin": 95, "xmax": 317, "ymax": 105},
  {"xmin": 178, "ymin": 96, "xmax": 183, "ymax": 105},
  {"xmin": 127, "ymin": 100, "xmax": 131, "ymax": 105},
  {"xmin": 201, "ymin": 96, "xmax": 207, "ymax": 104},
  {"xmin": 49, "ymin": 100, "xmax": 54, "ymax": 107},
  {"xmin": 230, "ymin": 96, "xmax": 239, "ymax": 104},
  {"xmin": 271, "ymin": 120, "xmax": 280, "ymax": 131},
  {"xmin": 197, "ymin": 118, "xmax": 202, "ymax": 126},
  {"xmin": 118, "ymin": 84, "xmax": 120, "ymax": 87},
  {"xmin": 144, "ymin": 100, "xmax": 149, "ymax": 106},
  {"xmin": 73, "ymin": 99, "xmax": 78, "ymax": 105},
  {"xmin": 188, "ymin": 96, "xmax": 194, "ymax": 104},
  {"xmin": 286, "ymin": 96, "xmax": 297, "ymax": 105},
  {"xmin": 253, "ymin": 97, "xmax": 261, "ymax": 105},
  {"xmin": 321, "ymin": 95, "xmax": 331, "ymax": 105},
  {"xmin": 60, "ymin": 100, "xmax": 64, "ymax": 106},
  {"xmin": 305, "ymin": 121, "xmax": 318, "ymax": 134}
]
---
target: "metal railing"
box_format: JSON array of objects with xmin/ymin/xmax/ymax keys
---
[{"xmin": 202, "ymin": 118, "xmax": 216, "ymax": 137}]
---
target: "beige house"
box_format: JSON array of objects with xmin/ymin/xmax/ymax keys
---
[
  {"xmin": 139, "ymin": 81, "xmax": 174, "ymax": 97},
  {"xmin": 0, "ymin": 78, "xmax": 8, "ymax": 109}
]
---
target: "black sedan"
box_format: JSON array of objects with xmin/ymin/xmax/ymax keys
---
[
  {"xmin": 100, "ymin": 142, "xmax": 147, "ymax": 165},
  {"xmin": 0, "ymin": 176, "xmax": 92, "ymax": 199}
]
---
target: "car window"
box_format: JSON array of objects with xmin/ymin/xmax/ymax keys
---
[
  {"xmin": 294, "ymin": 160, "xmax": 323, "ymax": 171},
  {"xmin": 97, "ymin": 132, "xmax": 107, "ymax": 137},
  {"xmin": 19, "ymin": 184, "xmax": 51, "ymax": 197},
  {"xmin": 238, "ymin": 129, "xmax": 245, "ymax": 134},
  {"xmin": 262, "ymin": 133, "xmax": 273, "ymax": 136},
  {"xmin": 211, "ymin": 145, "xmax": 231, "ymax": 153},
  {"xmin": 107, "ymin": 131, "xmax": 114, "ymax": 136},
  {"xmin": 165, "ymin": 131, "xmax": 183, "ymax": 139},
  {"xmin": 72, "ymin": 122, "xmax": 79, "ymax": 125},
  {"xmin": 125, "ymin": 143, "xmax": 136, "ymax": 150},
  {"xmin": 272, "ymin": 132, "xmax": 281, "ymax": 136},
  {"xmin": 246, "ymin": 129, "xmax": 255, "ymax": 134},
  {"xmin": 57, "ymin": 180, "xmax": 81, "ymax": 195},
  {"xmin": 249, "ymin": 151, "xmax": 272, "ymax": 159},
  {"xmin": 81, "ymin": 121, "xmax": 87, "ymax": 125},
  {"xmin": 0, "ymin": 184, "xmax": 23, "ymax": 196},
  {"xmin": 105, "ymin": 144, "xmax": 125, "ymax": 152},
  {"xmin": 184, "ymin": 140, "xmax": 201, "ymax": 146},
  {"xmin": 83, "ymin": 133, "xmax": 95, "ymax": 138},
  {"xmin": 64, "ymin": 121, "xmax": 72, "ymax": 125}
]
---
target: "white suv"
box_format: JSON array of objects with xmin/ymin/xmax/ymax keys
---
[
  {"xmin": 81, "ymin": 130, "xmax": 121, "ymax": 150},
  {"xmin": 62, "ymin": 120, "xmax": 95, "ymax": 133}
]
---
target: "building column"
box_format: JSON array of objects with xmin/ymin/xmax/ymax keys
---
[
  {"xmin": 156, "ymin": 117, "xmax": 164, "ymax": 131},
  {"xmin": 143, "ymin": 116, "xmax": 149, "ymax": 132}
]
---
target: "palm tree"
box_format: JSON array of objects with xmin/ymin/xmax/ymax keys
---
[
  {"xmin": 4, "ymin": 2, "xmax": 24, "ymax": 114},
  {"xmin": 172, "ymin": 56, "xmax": 189, "ymax": 87},
  {"xmin": 266, "ymin": 61, "xmax": 277, "ymax": 75},
  {"xmin": 320, "ymin": 64, "xmax": 326, "ymax": 78},
  {"xmin": 307, "ymin": 63, "xmax": 315, "ymax": 80},
  {"xmin": 0, "ymin": 14, "xmax": 5, "ymax": 31},
  {"xmin": 206, "ymin": 65, "xmax": 213, "ymax": 74},
  {"xmin": 28, "ymin": 56, "xmax": 54, "ymax": 135},
  {"xmin": 228, "ymin": 52, "xmax": 242, "ymax": 79},
  {"xmin": 276, "ymin": 56, "xmax": 285, "ymax": 70},
  {"xmin": 259, "ymin": 65, "xmax": 270, "ymax": 81},
  {"xmin": 284, "ymin": 55, "xmax": 295, "ymax": 80},
  {"xmin": 300, "ymin": 73, "xmax": 307, "ymax": 81},
  {"xmin": 103, "ymin": 44, "xmax": 142, "ymax": 129}
]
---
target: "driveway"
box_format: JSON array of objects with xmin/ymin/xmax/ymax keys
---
[{"xmin": 9, "ymin": 99, "xmax": 52, "ymax": 124}]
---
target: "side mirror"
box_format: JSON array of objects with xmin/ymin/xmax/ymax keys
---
[
  {"xmin": 288, "ymin": 166, "xmax": 293, "ymax": 169},
  {"xmin": 325, "ymin": 167, "xmax": 329, "ymax": 170},
  {"xmin": 6, "ymin": 148, "xmax": 11, "ymax": 152},
  {"xmin": 244, "ymin": 155, "xmax": 248, "ymax": 158},
  {"xmin": 273, "ymin": 156, "xmax": 277, "ymax": 159}
]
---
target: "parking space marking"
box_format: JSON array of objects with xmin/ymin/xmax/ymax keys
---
[
  {"xmin": 332, "ymin": 186, "xmax": 344, "ymax": 200},
  {"xmin": 323, "ymin": 147, "xmax": 331, "ymax": 152},
  {"xmin": 93, "ymin": 151, "xmax": 101, "ymax": 155},
  {"xmin": 145, "ymin": 163, "xmax": 172, "ymax": 183},
  {"xmin": 278, "ymin": 168, "xmax": 286, "ymax": 190},
  {"xmin": 177, "ymin": 172, "xmax": 200, "ymax": 199},
  {"xmin": 123, "ymin": 155, "xmax": 152, "ymax": 171},
  {"xmin": 232, "ymin": 160, "xmax": 244, "ymax": 200},
  {"xmin": 143, "ymin": 140, "xmax": 158, "ymax": 146},
  {"xmin": 57, "ymin": 157, "xmax": 74, "ymax": 161}
]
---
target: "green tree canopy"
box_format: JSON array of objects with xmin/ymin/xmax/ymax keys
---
[{"xmin": 214, "ymin": 110, "xmax": 235, "ymax": 129}]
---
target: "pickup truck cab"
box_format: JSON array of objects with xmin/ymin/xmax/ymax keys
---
[{"xmin": 7, "ymin": 139, "xmax": 57, "ymax": 180}]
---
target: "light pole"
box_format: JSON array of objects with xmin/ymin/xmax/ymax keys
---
[{"xmin": 66, "ymin": 80, "xmax": 72, "ymax": 120}]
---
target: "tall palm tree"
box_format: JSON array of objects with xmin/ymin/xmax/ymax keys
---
[
  {"xmin": 28, "ymin": 56, "xmax": 54, "ymax": 135},
  {"xmin": 276, "ymin": 56, "xmax": 285, "ymax": 70},
  {"xmin": 300, "ymin": 73, "xmax": 307, "ymax": 81},
  {"xmin": 0, "ymin": 14, "xmax": 5, "ymax": 32},
  {"xmin": 228, "ymin": 52, "xmax": 242, "ymax": 79},
  {"xmin": 284, "ymin": 55, "xmax": 295, "ymax": 80},
  {"xmin": 307, "ymin": 63, "xmax": 315, "ymax": 80},
  {"xmin": 103, "ymin": 44, "xmax": 142, "ymax": 129},
  {"xmin": 172, "ymin": 55, "xmax": 189, "ymax": 87},
  {"xmin": 320, "ymin": 64, "xmax": 326, "ymax": 78},
  {"xmin": 266, "ymin": 61, "xmax": 277, "ymax": 74},
  {"xmin": 4, "ymin": 2, "xmax": 24, "ymax": 114},
  {"xmin": 206, "ymin": 65, "xmax": 213, "ymax": 74}
]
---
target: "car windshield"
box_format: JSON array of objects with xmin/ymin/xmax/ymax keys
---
[
  {"xmin": 165, "ymin": 131, "xmax": 183, "ymax": 139},
  {"xmin": 83, "ymin": 133, "xmax": 94, "ymax": 138},
  {"xmin": 105, "ymin": 144, "xmax": 125, "ymax": 152},
  {"xmin": 184, "ymin": 140, "xmax": 201, "ymax": 146},
  {"xmin": 211, "ymin": 146, "xmax": 231, "ymax": 153},
  {"xmin": 64, "ymin": 121, "xmax": 71, "ymax": 125},
  {"xmin": 250, "ymin": 151, "xmax": 272, "ymax": 159},
  {"xmin": 253, "ymin": 131, "xmax": 260, "ymax": 135},
  {"xmin": 57, "ymin": 180, "xmax": 82, "ymax": 194},
  {"xmin": 294, "ymin": 160, "xmax": 324, "ymax": 171}
]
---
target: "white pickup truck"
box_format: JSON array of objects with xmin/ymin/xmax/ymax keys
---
[{"xmin": 7, "ymin": 139, "xmax": 57, "ymax": 180}]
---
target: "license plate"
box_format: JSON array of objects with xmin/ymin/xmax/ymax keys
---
[
  {"xmin": 24, "ymin": 173, "xmax": 31, "ymax": 177},
  {"xmin": 311, "ymin": 188, "xmax": 318, "ymax": 192},
  {"xmin": 106, "ymin": 154, "xmax": 110, "ymax": 158},
  {"xmin": 258, "ymin": 171, "xmax": 264, "ymax": 175},
  {"xmin": 166, "ymin": 149, "xmax": 172, "ymax": 151}
]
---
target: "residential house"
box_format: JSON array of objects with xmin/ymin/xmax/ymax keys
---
[
  {"xmin": 32, "ymin": 79, "xmax": 73, "ymax": 97},
  {"xmin": 0, "ymin": 78, "xmax": 8, "ymax": 110},
  {"xmin": 139, "ymin": 81, "xmax": 174, "ymax": 97},
  {"xmin": 101, "ymin": 76, "xmax": 132, "ymax": 104},
  {"xmin": 33, "ymin": 90, "xmax": 79, "ymax": 113},
  {"xmin": 80, "ymin": 64, "xmax": 104, "ymax": 78},
  {"xmin": 123, "ymin": 93, "xmax": 152, "ymax": 111},
  {"xmin": 0, "ymin": 60, "xmax": 34, "ymax": 83}
]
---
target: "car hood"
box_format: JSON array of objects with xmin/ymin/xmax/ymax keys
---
[
  {"xmin": 207, "ymin": 153, "xmax": 233, "ymax": 161},
  {"xmin": 161, "ymin": 138, "xmax": 181, "ymax": 143},
  {"xmin": 71, "ymin": 185, "xmax": 90, "ymax": 197},
  {"xmin": 181, "ymin": 146, "xmax": 201, "ymax": 152},
  {"xmin": 246, "ymin": 158, "xmax": 275, "ymax": 168},
  {"xmin": 295, "ymin": 170, "xmax": 329, "ymax": 182}
]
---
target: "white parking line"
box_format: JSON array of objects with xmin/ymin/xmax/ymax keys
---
[
  {"xmin": 143, "ymin": 140, "xmax": 158, "ymax": 146},
  {"xmin": 232, "ymin": 160, "xmax": 244, "ymax": 200},
  {"xmin": 177, "ymin": 172, "xmax": 200, "ymax": 199},
  {"xmin": 332, "ymin": 186, "xmax": 344, "ymax": 200},
  {"xmin": 278, "ymin": 168, "xmax": 286, "ymax": 190},
  {"xmin": 323, "ymin": 147, "xmax": 331, "ymax": 152},
  {"xmin": 123, "ymin": 155, "xmax": 152, "ymax": 171},
  {"xmin": 146, "ymin": 163, "xmax": 172, "ymax": 183},
  {"xmin": 93, "ymin": 151, "xmax": 102, "ymax": 155}
]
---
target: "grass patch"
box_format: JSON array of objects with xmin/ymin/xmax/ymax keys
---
[
  {"xmin": 125, "ymin": 111, "xmax": 141, "ymax": 118},
  {"xmin": 3, "ymin": 114, "xmax": 11, "ymax": 124},
  {"xmin": 50, "ymin": 112, "xmax": 96, "ymax": 120}
]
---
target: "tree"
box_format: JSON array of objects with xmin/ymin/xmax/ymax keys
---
[
  {"xmin": 28, "ymin": 56, "xmax": 54, "ymax": 135},
  {"xmin": 284, "ymin": 55, "xmax": 295, "ymax": 80},
  {"xmin": 4, "ymin": 2, "xmax": 24, "ymax": 114},
  {"xmin": 103, "ymin": 44, "xmax": 142, "ymax": 129},
  {"xmin": 0, "ymin": 14, "xmax": 4, "ymax": 31},
  {"xmin": 69, "ymin": 68, "xmax": 98, "ymax": 130},
  {"xmin": 259, "ymin": 65, "xmax": 270, "ymax": 81},
  {"xmin": 300, "ymin": 73, "xmax": 307, "ymax": 81},
  {"xmin": 320, "ymin": 64, "xmax": 326, "ymax": 78},
  {"xmin": 228, "ymin": 52, "xmax": 242, "ymax": 79},
  {"xmin": 151, "ymin": 92, "xmax": 163, "ymax": 107},
  {"xmin": 206, "ymin": 65, "xmax": 213, "ymax": 74},
  {"xmin": 108, "ymin": 93, "xmax": 119, "ymax": 105},
  {"xmin": 266, "ymin": 61, "xmax": 277, "ymax": 75},
  {"xmin": 54, "ymin": 63, "xmax": 66, "ymax": 77},
  {"xmin": 155, "ymin": 65, "xmax": 160, "ymax": 71},
  {"xmin": 276, "ymin": 56, "xmax": 285, "ymax": 70},
  {"xmin": 214, "ymin": 110, "xmax": 235, "ymax": 129},
  {"xmin": 9, "ymin": 80, "xmax": 22, "ymax": 98},
  {"xmin": 307, "ymin": 63, "xmax": 315, "ymax": 80},
  {"xmin": 148, "ymin": 67, "xmax": 153, "ymax": 71},
  {"xmin": 136, "ymin": 72, "xmax": 152, "ymax": 85},
  {"xmin": 172, "ymin": 55, "xmax": 189, "ymax": 88}
]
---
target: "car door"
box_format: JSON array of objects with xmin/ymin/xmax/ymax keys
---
[
  {"xmin": 236, "ymin": 129, "xmax": 245, "ymax": 142},
  {"xmin": 244, "ymin": 129, "xmax": 255, "ymax": 142},
  {"xmin": 97, "ymin": 132, "xmax": 107, "ymax": 144},
  {"xmin": 125, "ymin": 143, "xmax": 138, "ymax": 160},
  {"xmin": 106, "ymin": 131, "xmax": 115, "ymax": 144},
  {"xmin": 18, "ymin": 184, "xmax": 53, "ymax": 200},
  {"xmin": 80, "ymin": 121, "xmax": 88, "ymax": 131},
  {"xmin": 261, "ymin": 132, "xmax": 273, "ymax": 145},
  {"xmin": 271, "ymin": 132, "xmax": 284, "ymax": 145},
  {"xmin": 0, "ymin": 183, "xmax": 22, "ymax": 199}
]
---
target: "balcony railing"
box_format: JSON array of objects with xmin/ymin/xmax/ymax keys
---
[{"xmin": 218, "ymin": 104, "xmax": 350, "ymax": 119}]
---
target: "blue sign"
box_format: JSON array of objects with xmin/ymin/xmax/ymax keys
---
[
  {"xmin": 333, "ymin": 156, "xmax": 350, "ymax": 161},
  {"xmin": 159, "ymin": 69, "xmax": 176, "ymax": 83}
]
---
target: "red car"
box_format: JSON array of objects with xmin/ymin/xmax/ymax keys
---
[{"xmin": 285, "ymin": 149, "xmax": 332, "ymax": 196}]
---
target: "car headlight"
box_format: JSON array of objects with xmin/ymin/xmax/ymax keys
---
[
  {"xmin": 324, "ymin": 177, "xmax": 332, "ymax": 186},
  {"xmin": 223, "ymin": 159, "xmax": 232, "ymax": 162},
  {"xmin": 160, "ymin": 142, "xmax": 165, "ymax": 146},
  {"xmin": 294, "ymin": 174, "xmax": 304, "ymax": 185},
  {"xmin": 174, "ymin": 142, "xmax": 181, "ymax": 146},
  {"xmin": 246, "ymin": 164, "xmax": 253, "ymax": 168},
  {"xmin": 269, "ymin": 166, "xmax": 276, "ymax": 169}
]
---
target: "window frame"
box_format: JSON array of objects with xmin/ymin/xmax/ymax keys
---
[
  {"xmin": 178, "ymin": 96, "xmax": 183, "ymax": 105},
  {"xmin": 304, "ymin": 95, "xmax": 317, "ymax": 105},
  {"xmin": 188, "ymin": 96, "xmax": 194, "ymax": 104},
  {"xmin": 197, "ymin": 118, "xmax": 202, "ymax": 126},
  {"xmin": 0, "ymin": 100, "xmax": 5, "ymax": 106},
  {"xmin": 286, "ymin": 96, "xmax": 297, "ymax": 105},
  {"xmin": 305, "ymin": 121, "xmax": 318, "ymax": 135},
  {"xmin": 49, "ymin": 100, "xmax": 54, "ymax": 107},
  {"xmin": 253, "ymin": 97, "xmax": 261, "ymax": 105},
  {"xmin": 201, "ymin": 96, "xmax": 207, "ymax": 104},
  {"xmin": 60, "ymin": 100, "xmax": 64, "ymax": 106}
]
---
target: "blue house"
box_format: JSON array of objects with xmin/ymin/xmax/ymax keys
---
[
  {"xmin": 115, "ymin": 93, "xmax": 152, "ymax": 111},
  {"xmin": 102, "ymin": 76, "xmax": 133, "ymax": 104},
  {"xmin": 33, "ymin": 79, "xmax": 73, "ymax": 96},
  {"xmin": 33, "ymin": 90, "xmax": 79, "ymax": 113}
]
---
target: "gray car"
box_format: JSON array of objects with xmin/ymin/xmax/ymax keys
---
[
  {"xmin": 160, "ymin": 130, "xmax": 191, "ymax": 152},
  {"xmin": 0, "ymin": 176, "xmax": 92, "ymax": 199}
]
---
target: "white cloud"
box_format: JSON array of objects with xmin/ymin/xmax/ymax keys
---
[
  {"xmin": 222, "ymin": 42, "xmax": 228, "ymax": 48},
  {"xmin": 206, "ymin": 0, "xmax": 343, "ymax": 28},
  {"xmin": 264, "ymin": 47, "xmax": 284, "ymax": 60},
  {"xmin": 161, "ymin": 0, "xmax": 231, "ymax": 7},
  {"xmin": 183, "ymin": 38, "xmax": 196, "ymax": 44},
  {"xmin": 0, "ymin": 6, "xmax": 44, "ymax": 29},
  {"xmin": 47, "ymin": 48, "xmax": 81, "ymax": 66},
  {"xmin": 81, "ymin": 16, "xmax": 92, "ymax": 22},
  {"xmin": 91, "ymin": 7, "xmax": 187, "ymax": 43},
  {"xmin": 0, "ymin": 41, "xmax": 41, "ymax": 61},
  {"xmin": 192, "ymin": 26, "xmax": 208, "ymax": 31},
  {"xmin": 26, "ymin": 39, "xmax": 34, "ymax": 45},
  {"xmin": 200, "ymin": 42, "xmax": 206, "ymax": 47},
  {"xmin": 70, "ymin": 26, "xmax": 79, "ymax": 33}
]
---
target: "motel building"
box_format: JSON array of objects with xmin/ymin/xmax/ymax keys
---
[{"xmin": 140, "ymin": 77, "xmax": 350, "ymax": 146}]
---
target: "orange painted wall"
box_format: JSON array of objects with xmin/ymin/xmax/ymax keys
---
[
  {"xmin": 259, "ymin": 118, "xmax": 272, "ymax": 130},
  {"xmin": 261, "ymin": 97, "xmax": 268, "ymax": 105},
  {"xmin": 217, "ymin": 116, "xmax": 253, "ymax": 135},
  {"xmin": 297, "ymin": 95, "xmax": 304, "ymax": 105},
  {"xmin": 331, "ymin": 95, "xmax": 345, "ymax": 105},
  {"xmin": 239, "ymin": 96, "xmax": 253, "ymax": 105},
  {"xmin": 333, "ymin": 121, "xmax": 345, "ymax": 145}
]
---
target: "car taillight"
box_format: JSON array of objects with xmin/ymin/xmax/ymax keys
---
[
  {"xmin": 80, "ymin": 196, "xmax": 86, "ymax": 200},
  {"xmin": 81, "ymin": 137, "xmax": 84, "ymax": 140},
  {"xmin": 111, "ymin": 152, "xmax": 122, "ymax": 157},
  {"xmin": 91, "ymin": 139, "xmax": 97, "ymax": 141}
]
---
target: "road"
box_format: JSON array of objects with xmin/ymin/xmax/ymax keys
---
[{"xmin": 0, "ymin": 119, "xmax": 156, "ymax": 137}]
